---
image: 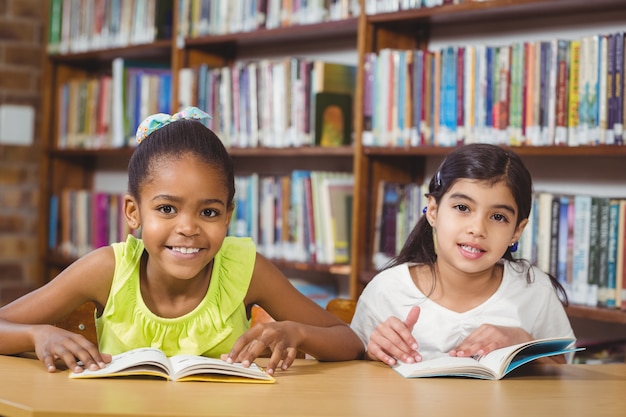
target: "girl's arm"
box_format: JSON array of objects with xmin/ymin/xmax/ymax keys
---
[
  {"xmin": 227, "ymin": 254, "xmax": 364, "ymax": 374},
  {"xmin": 0, "ymin": 247, "xmax": 115, "ymax": 372}
]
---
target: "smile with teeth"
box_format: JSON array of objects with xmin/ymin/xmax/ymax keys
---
[
  {"xmin": 459, "ymin": 244, "xmax": 483, "ymax": 253},
  {"xmin": 170, "ymin": 246, "xmax": 201, "ymax": 254}
]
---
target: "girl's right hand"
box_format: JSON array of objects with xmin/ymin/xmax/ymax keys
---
[
  {"xmin": 32, "ymin": 325, "xmax": 111, "ymax": 373},
  {"xmin": 366, "ymin": 306, "xmax": 422, "ymax": 366}
]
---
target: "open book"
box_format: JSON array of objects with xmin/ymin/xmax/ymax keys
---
[
  {"xmin": 69, "ymin": 347, "xmax": 275, "ymax": 383},
  {"xmin": 393, "ymin": 337, "xmax": 582, "ymax": 380}
]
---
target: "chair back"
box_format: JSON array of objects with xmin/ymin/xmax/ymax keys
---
[{"xmin": 325, "ymin": 298, "xmax": 356, "ymax": 324}]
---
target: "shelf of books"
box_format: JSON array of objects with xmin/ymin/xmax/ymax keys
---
[
  {"xmin": 41, "ymin": 0, "xmax": 626, "ymax": 327},
  {"xmin": 349, "ymin": 0, "xmax": 626, "ymax": 329},
  {"xmin": 40, "ymin": 0, "xmax": 362, "ymax": 307}
]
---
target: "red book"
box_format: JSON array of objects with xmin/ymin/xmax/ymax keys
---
[
  {"xmin": 456, "ymin": 46, "xmax": 465, "ymax": 145},
  {"xmin": 91, "ymin": 192, "xmax": 110, "ymax": 249}
]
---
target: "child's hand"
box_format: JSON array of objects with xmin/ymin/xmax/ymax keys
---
[
  {"xmin": 222, "ymin": 321, "xmax": 300, "ymax": 376},
  {"xmin": 449, "ymin": 324, "xmax": 533, "ymax": 358},
  {"xmin": 366, "ymin": 306, "xmax": 421, "ymax": 366},
  {"xmin": 32, "ymin": 325, "xmax": 111, "ymax": 373}
]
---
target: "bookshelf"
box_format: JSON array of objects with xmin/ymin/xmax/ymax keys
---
[
  {"xmin": 39, "ymin": 1, "xmax": 626, "ymax": 335},
  {"xmin": 348, "ymin": 0, "xmax": 626, "ymax": 337},
  {"xmin": 39, "ymin": 1, "xmax": 360, "ymax": 304}
]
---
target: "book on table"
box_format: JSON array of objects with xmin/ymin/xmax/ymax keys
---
[
  {"xmin": 69, "ymin": 347, "xmax": 275, "ymax": 383},
  {"xmin": 393, "ymin": 337, "xmax": 582, "ymax": 380}
]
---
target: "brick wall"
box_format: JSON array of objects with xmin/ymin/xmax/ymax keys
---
[{"xmin": 0, "ymin": 0, "xmax": 45, "ymax": 305}]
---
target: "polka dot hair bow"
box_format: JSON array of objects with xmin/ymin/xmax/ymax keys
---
[{"xmin": 135, "ymin": 106, "xmax": 212, "ymax": 144}]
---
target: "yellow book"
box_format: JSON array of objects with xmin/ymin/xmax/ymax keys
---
[
  {"xmin": 69, "ymin": 347, "xmax": 275, "ymax": 383},
  {"xmin": 567, "ymin": 40, "xmax": 581, "ymax": 145}
]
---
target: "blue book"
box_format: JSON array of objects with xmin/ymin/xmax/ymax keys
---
[
  {"xmin": 48, "ymin": 195, "xmax": 59, "ymax": 250},
  {"xmin": 412, "ymin": 50, "xmax": 424, "ymax": 146},
  {"xmin": 485, "ymin": 46, "xmax": 494, "ymax": 132},
  {"xmin": 556, "ymin": 195, "xmax": 571, "ymax": 286},
  {"xmin": 397, "ymin": 50, "xmax": 406, "ymax": 146}
]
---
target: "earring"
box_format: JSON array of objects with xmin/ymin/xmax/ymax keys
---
[
  {"xmin": 510, "ymin": 242, "xmax": 518, "ymax": 253},
  {"xmin": 422, "ymin": 206, "xmax": 427, "ymax": 214}
]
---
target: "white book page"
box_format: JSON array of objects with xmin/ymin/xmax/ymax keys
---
[
  {"xmin": 71, "ymin": 347, "xmax": 171, "ymax": 377},
  {"xmin": 168, "ymin": 355, "xmax": 271, "ymax": 380}
]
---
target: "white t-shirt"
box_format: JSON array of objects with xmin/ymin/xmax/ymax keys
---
[{"xmin": 350, "ymin": 260, "xmax": 575, "ymax": 362}]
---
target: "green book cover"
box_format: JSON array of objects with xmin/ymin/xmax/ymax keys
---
[{"xmin": 314, "ymin": 92, "xmax": 352, "ymax": 146}]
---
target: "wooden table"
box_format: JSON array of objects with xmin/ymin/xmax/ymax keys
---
[{"xmin": 0, "ymin": 355, "xmax": 624, "ymax": 417}]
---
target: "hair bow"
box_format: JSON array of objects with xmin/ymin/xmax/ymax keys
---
[{"xmin": 135, "ymin": 107, "xmax": 212, "ymax": 144}]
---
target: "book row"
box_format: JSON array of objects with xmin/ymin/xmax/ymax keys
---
[
  {"xmin": 178, "ymin": 59, "xmax": 356, "ymax": 148},
  {"xmin": 50, "ymin": 170, "xmax": 353, "ymax": 265},
  {"xmin": 230, "ymin": 171, "xmax": 354, "ymax": 265},
  {"xmin": 57, "ymin": 59, "xmax": 171, "ymax": 149},
  {"xmin": 362, "ymin": 32, "xmax": 626, "ymax": 147},
  {"xmin": 517, "ymin": 193, "xmax": 626, "ymax": 311},
  {"xmin": 370, "ymin": 181, "xmax": 429, "ymax": 270},
  {"xmin": 56, "ymin": 56, "xmax": 356, "ymax": 149},
  {"xmin": 369, "ymin": 185, "xmax": 626, "ymax": 311},
  {"xmin": 50, "ymin": 190, "xmax": 136, "ymax": 258},
  {"xmin": 47, "ymin": 0, "xmax": 174, "ymax": 54},
  {"xmin": 178, "ymin": 0, "xmax": 360, "ymax": 38},
  {"xmin": 364, "ymin": 0, "xmax": 465, "ymax": 14}
]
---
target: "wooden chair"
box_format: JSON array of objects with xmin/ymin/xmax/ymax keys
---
[
  {"xmin": 54, "ymin": 301, "xmax": 98, "ymax": 345},
  {"xmin": 325, "ymin": 298, "xmax": 357, "ymax": 324}
]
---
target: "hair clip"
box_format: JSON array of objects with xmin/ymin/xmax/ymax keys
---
[
  {"xmin": 135, "ymin": 106, "xmax": 212, "ymax": 144},
  {"xmin": 435, "ymin": 170, "xmax": 442, "ymax": 187}
]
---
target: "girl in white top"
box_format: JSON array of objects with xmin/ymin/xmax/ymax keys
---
[{"xmin": 351, "ymin": 143, "xmax": 574, "ymax": 366}]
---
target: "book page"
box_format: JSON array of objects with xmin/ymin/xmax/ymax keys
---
[
  {"xmin": 69, "ymin": 347, "xmax": 171, "ymax": 379},
  {"xmin": 393, "ymin": 356, "xmax": 495, "ymax": 379},
  {"xmin": 168, "ymin": 355, "xmax": 275, "ymax": 382}
]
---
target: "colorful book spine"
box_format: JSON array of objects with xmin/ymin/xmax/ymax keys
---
[
  {"xmin": 362, "ymin": 52, "xmax": 376, "ymax": 146},
  {"xmin": 456, "ymin": 46, "xmax": 465, "ymax": 145},
  {"xmin": 485, "ymin": 46, "xmax": 494, "ymax": 143},
  {"xmin": 567, "ymin": 40, "xmax": 580, "ymax": 146},
  {"xmin": 549, "ymin": 194, "xmax": 560, "ymax": 278},
  {"xmin": 618, "ymin": 200, "xmax": 626, "ymax": 310},
  {"xmin": 571, "ymin": 195, "xmax": 591, "ymax": 305},
  {"xmin": 547, "ymin": 39, "xmax": 558, "ymax": 145},
  {"xmin": 600, "ymin": 199, "xmax": 621, "ymax": 308},
  {"xmin": 614, "ymin": 32, "xmax": 624, "ymax": 145},
  {"xmin": 606, "ymin": 33, "xmax": 615, "ymax": 144},
  {"xmin": 412, "ymin": 49, "xmax": 424, "ymax": 146},
  {"xmin": 598, "ymin": 35, "xmax": 609, "ymax": 144},
  {"xmin": 586, "ymin": 35, "xmax": 600, "ymax": 145},
  {"xmin": 556, "ymin": 195, "xmax": 571, "ymax": 290},
  {"xmin": 576, "ymin": 37, "xmax": 589, "ymax": 145},
  {"xmin": 464, "ymin": 46, "xmax": 475, "ymax": 145},
  {"xmin": 496, "ymin": 45, "xmax": 510, "ymax": 145},
  {"xmin": 554, "ymin": 40, "xmax": 569, "ymax": 146}
]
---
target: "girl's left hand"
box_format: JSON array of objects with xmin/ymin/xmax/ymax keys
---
[
  {"xmin": 221, "ymin": 321, "xmax": 301, "ymax": 376},
  {"xmin": 449, "ymin": 324, "xmax": 533, "ymax": 358}
]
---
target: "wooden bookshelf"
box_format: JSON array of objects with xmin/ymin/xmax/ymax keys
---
[
  {"xmin": 565, "ymin": 305, "xmax": 626, "ymax": 325},
  {"xmin": 39, "ymin": 0, "xmax": 626, "ymax": 331},
  {"xmin": 348, "ymin": 0, "xmax": 626, "ymax": 333},
  {"xmin": 38, "ymin": 1, "xmax": 359, "ymax": 302}
]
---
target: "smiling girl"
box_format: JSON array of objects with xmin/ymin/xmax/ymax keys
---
[
  {"xmin": 0, "ymin": 107, "xmax": 363, "ymax": 375},
  {"xmin": 350, "ymin": 143, "xmax": 574, "ymax": 366}
]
